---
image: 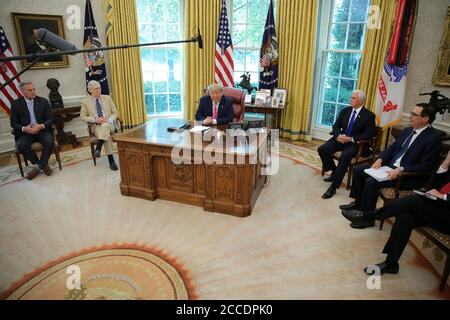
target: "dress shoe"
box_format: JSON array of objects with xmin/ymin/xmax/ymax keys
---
[
  {"xmin": 94, "ymin": 149, "xmax": 101, "ymax": 158},
  {"xmin": 350, "ymin": 219, "xmax": 375, "ymax": 229},
  {"xmin": 364, "ymin": 262, "xmax": 399, "ymax": 275},
  {"xmin": 42, "ymin": 165, "xmax": 53, "ymax": 176},
  {"xmin": 339, "ymin": 201, "xmax": 358, "ymax": 210},
  {"xmin": 323, "ymin": 173, "xmax": 335, "ymax": 182},
  {"xmin": 26, "ymin": 167, "xmax": 41, "ymax": 180},
  {"xmin": 341, "ymin": 209, "xmax": 365, "ymax": 223},
  {"xmin": 109, "ymin": 162, "xmax": 118, "ymax": 171},
  {"xmin": 322, "ymin": 186, "xmax": 336, "ymax": 199}
]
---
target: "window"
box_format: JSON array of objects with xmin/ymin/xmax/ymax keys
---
[
  {"xmin": 230, "ymin": 0, "xmax": 275, "ymax": 89},
  {"xmin": 136, "ymin": 0, "xmax": 183, "ymax": 116},
  {"xmin": 316, "ymin": 0, "xmax": 370, "ymax": 128}
]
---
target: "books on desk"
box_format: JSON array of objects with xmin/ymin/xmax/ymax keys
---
[{"xmin": 364, "ymin": 166, "xmax": 393, "ymax": 182}]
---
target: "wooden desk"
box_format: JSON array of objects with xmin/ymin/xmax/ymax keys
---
[
  {"xmin": 113, "ymin": 118, "xmax": 268, "ymax": 217},
  {"xmin": 245, "ymin": 104, "xmax": 284, "ymax": 129},
  {"xmin": 52, "ymin": 106, "xmax": 81, "ymax": 147}
]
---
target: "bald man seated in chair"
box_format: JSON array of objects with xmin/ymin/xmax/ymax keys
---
[
  {"xmin": 80, "ymin": 80, "xmax": 119, "ymax": 171},
  {"xmin": 195, "ymin": 83, "xmax": 233, "ymax": 126}
]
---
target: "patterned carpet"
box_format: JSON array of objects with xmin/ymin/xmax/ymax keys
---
[{"xmin": 0, "ymin": 142, "xmax": 449, "ymax": 299}]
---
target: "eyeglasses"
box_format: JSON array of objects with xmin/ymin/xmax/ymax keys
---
[{"xmin": 410, "ymin": 111, "xmax": 423, "ymax": 117}]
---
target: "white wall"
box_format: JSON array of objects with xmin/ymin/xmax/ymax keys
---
[
  {"xmin": 403, "ymin": 0, "xmax": 450, "ymax": 130},
  {"xmin": 0, "ymin": 0, "xmax": 109, "ymax": 152}
]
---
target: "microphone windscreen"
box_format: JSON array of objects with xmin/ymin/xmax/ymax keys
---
[
  {"xmin": 197, "ymin": 28, "xmax": 203, "ymax": 49},
  {"xmin": 36, "ymin": 28, "xmax": 77, "ymax": 52}
]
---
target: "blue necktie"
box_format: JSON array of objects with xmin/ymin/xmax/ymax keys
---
[
  {"xmin": 345, "ymin": 110, "xmax": 357, "ymax": 136},
  {"xmin": 390, "ymin": 130, "xmax": 417, "ymax": 166},
  {"xmin": 27, "ymin": 100, "xmax": 37, "ymax": 126},
  {"xmin": 96, "ymin": 98, "xmax": 103, "ymax": 117}
]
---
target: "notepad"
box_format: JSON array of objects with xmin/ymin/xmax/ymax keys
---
[
  {"xmin": 363, "ymin": 166, "xmax": 392, "ymax": 182},
  {"xmin": 189, "ymin": 125, "xmax": 210, "ymax": 133},
  {"xmin": 413, "ymin": 190, "xmax": 438, "ymax": 200}
]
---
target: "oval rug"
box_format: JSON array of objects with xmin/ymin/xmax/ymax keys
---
[{"xmin": 6, "ymin": 248, "xmax": 192, "ymax": 300}]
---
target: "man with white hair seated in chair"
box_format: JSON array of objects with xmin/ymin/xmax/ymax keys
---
[{"xmin": 80, "ymin": 80, "xmax": 118, "ymax": 171}]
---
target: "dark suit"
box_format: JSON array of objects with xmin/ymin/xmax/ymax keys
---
[
  {"xmin": 349, "ymin": 126, "xmax": 442, "ymax": 212},
  {"xmin": 195, "ymin": 95, "xmax": 234, "ymax": 125},
  {"xmin": 376, "ymin": 170, "xmax": 450, "ymax": 265},
  {"xmin": 318, "ymin": 107, "xmax": 375, "ymax": 188},
  {"xmin": 10, "ymin": 96, "xmax": 54, "ymax": 168}
]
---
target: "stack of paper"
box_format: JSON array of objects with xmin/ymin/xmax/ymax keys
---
[
  {"xmin": 189, "ymin": 125, "xmax": 210, "ymax": 133},
  {"xmin": 363, "ymin": 166, "xmax": 392, "ymax": 182}
]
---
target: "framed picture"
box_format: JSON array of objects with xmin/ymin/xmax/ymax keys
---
[
  {"xmin": 12, "ymin": 13, "xmax": 69, "ymax": 69},
  {"xmin": 255, "ymin": 90, "xmax": 271, "ymax": 106},
  {"xmin": 432, "ymin": 6, "xmax": 450, "ymax": 86},
  {"xmin": 273, "ymin": 88, "xmax": 287, "ymax": 107},
  {"xmin": 271, "ymin": 97, "xmax": 279, "ymax": 108}
]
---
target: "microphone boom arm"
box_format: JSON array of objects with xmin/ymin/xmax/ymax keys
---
[{"xmin": 0, "ymin": 37, "xmax": 199, "ymax": 63}]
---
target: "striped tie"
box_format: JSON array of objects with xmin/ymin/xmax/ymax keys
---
[{"xmin": 96, "ymin": 98, "xmax": 103, "ymax": 117}]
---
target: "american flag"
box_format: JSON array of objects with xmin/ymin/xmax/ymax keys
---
[
  {"xmin": 0, "ymin": 25, "xmax": 21, "ymax": 115},
  {"xmin": 214, "ymin": 0, "xmax": 234, "ymax": 87}
]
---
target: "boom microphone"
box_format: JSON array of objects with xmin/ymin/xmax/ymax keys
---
[
  {"xmin": 35, "ymin": 28, "xmax": 78, "ymax": 52},
  {"xmin": 197, "ymin": 28, "xmax": 203, "ymax": 49}
]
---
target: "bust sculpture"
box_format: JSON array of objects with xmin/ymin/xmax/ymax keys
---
[{"xmin": 46, "ymin": 78, "xmax": 64, "ymax": 108}]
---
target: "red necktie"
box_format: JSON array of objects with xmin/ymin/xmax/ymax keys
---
[
  {"xmin": 212, "ymin": 102, "xmax": 218, "ymax": 120},
  {"xmin": 439, "ymin": 182, "xmax": 450, "ymax": 195}
]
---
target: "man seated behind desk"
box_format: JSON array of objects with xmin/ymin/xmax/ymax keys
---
[
  {"xmin": 80, "ymin": 80, "xmax": 118, "ymax": 171},
  {"xmin": 195, "ymin": 83, "xmax": 233, "ymax": 126}
]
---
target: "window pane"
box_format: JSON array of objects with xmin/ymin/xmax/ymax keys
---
[
  {"xmin": 139, "ymin": 24, "xmax": 152, "ymax": 43},
  {"xmin": 323, "ymin": 77, "xmax": 339, "ymax": 102},
  {"xmin": 151, "ymin": 24, "xmax": 165, "ymax": 42},
  {"xmin": 233, "ymin": 0, "xmax": 247, "ymax": 23},
  {"xmin": 169, "ymin": 94, "xmax": 182, "ymax": 113},
  {"xmin": 330, "ymin": 23, "xmax": 347, "ymax": 49},
  {"xmin": 346, "ymin": 23, "xmax": 364, "ymax": 50},
  {"xmin": 333, "ymin": 0, "xmax": 351, "ymax": 22},
  {"xmin": 149, "ymin": 0, "xmax": 164, "ymax": 23},
  {"xmin": 166, "ymin": 24, "xmax": 180, "ymax": 42},
  {"xmin": 321, "ymin": 103, "xmax": 336, "ymax": 126},
  {"xmin": 233, "ymin": 24, "xmax": 247, "ymax": 47},
  {"xmin": 143, "ymin": 80, "xmax": 154, "ymax": 94},
  {"xmin": 155, "ymin": 76, "xmax": 168, "ymax": 93},
  {"xmin": 325, "ymin": 52, "xmax": 342, "ymax": 77},
  {"xmin": 341, "ymin": 53, "xmax": 361, "ymax": 79},
  {"xmin": 350, "ymin": 0, "xmax": 368, "ymax": 22},
  {"xmin": 234, "ymin": 49, "xmax": 246, "ymax": 71},
  {"xmin": 166, "ymin": 0, "xmax": 179, "ymax": 23},
  {"xmin": 245, "ymin": 50, "xmax": 260, "ymax": 72},
  {"xmin": 338, "ymin": 79, "xmax": 355, "ymax": 104},
  {"xmin": 155, "ymin": 94, "xmax": 168, "ymax": 113},
  {"xmin": 145, "ymin": 94, "xmax": 155, "ymax": 114},
  {"xmin": 246, "ymin": 23, "xmax": 263, "ymax": 48},
  {"xmin": 168, "ymin": 79, "xmax": 181, "ymax": 92}
]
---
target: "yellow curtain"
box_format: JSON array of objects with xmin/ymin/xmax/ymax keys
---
[
  {"xmin": 104, "ymin": 0, "xmax": 147, "ymax": 128},
  {"xmin": 277, "ymin": 0, "xmax": 319, "ymax": 141},
  {"xmin": 357, "ymin": 0, "xmax": 397, "ymax": 149},
  {"xmin": 184, "ymin": 0, "xmax": 221, "ymax": 121},
  {"xmin": 357, "ymin": 0, "xmax": 397, "ymax": 112}
]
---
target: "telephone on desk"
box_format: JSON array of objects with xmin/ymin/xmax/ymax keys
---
[{"xmin": 167, "ymin": 123, "xmax": 191, "ymax": 132}]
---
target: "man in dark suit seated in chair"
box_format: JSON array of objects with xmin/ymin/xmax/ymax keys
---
[
  {"xmin": 195, "ymin": 83, "xmax": 233, "ymax": 126},
  {"xmin": 10, "ymin": 80, "xmax": 54, "ymax": 180},
  {"xmin": 363, "ymin": 150, "xmax": 450, "ymax": 275},
  {"xmin": 340, "ymin": 103, "xmax": 442, "ymax": 229},
  {"xmin": 318, "ymin": 90, "xmax": 376, "ymax": 199}
]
